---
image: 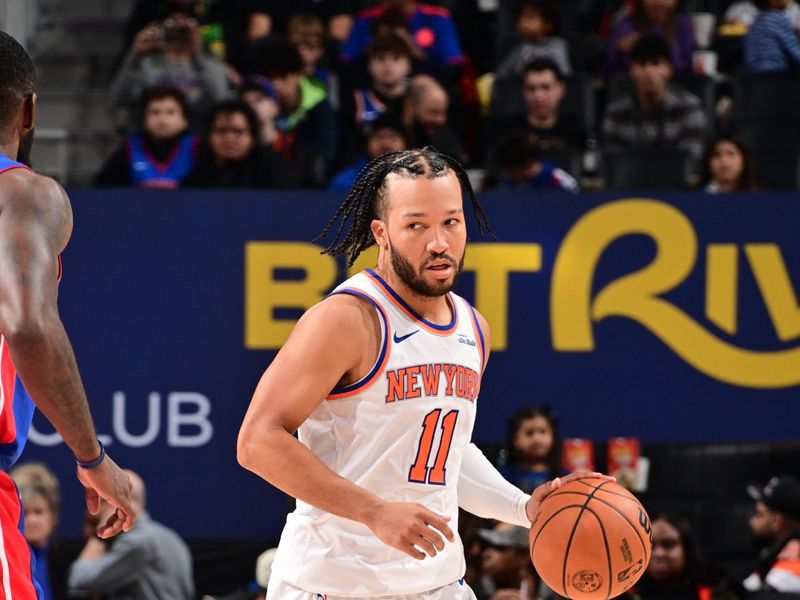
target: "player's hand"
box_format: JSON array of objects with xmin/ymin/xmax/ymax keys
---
[
  {"xmin": 365, "ymin": 501, "xmax": 455, "ymax": 560},
  {"xmin": 76, "ymin": 454, "xmax": 138, "ymax": 539},
  {"xmin": 525, "ymin": 470, "xmax": 615, "ymax": 523}
]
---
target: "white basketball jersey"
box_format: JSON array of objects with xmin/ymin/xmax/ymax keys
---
[{"xmin": 270, "ymin": 269, "xmax": 486, "ymax": 596}]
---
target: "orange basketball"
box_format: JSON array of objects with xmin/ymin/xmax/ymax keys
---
[{"xmin": 529, "ymin": 479, "xmax": 652, "ymax": 600}]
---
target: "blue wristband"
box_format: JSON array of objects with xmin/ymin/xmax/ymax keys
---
[{"xmin": 76, "ymin": 440, "xmax": 106, "ymax": 469}]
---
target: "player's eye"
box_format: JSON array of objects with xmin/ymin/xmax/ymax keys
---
[
  {"xmin": 444, "ymin": 218, "xmax": 460, "ymax": 226},
  {"xmin": 407, "ymin": 222, "xmax": 423, "ymax": 230}
]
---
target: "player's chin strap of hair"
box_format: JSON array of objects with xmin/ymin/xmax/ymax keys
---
[{"xmin": 76, "ymin": 439, "xmax": 106, "ymax": 469}]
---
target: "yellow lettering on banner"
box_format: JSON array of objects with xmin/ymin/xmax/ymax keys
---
[
  {"xmin": 552, "ymin": 198, "xmax": 800, "ymax": 389},
  {"xmin": 745, "ymin": 244, "xmax": 800, "ymax": 341},
  {"xmin": 244, "ymin": 242, "xmax": 336, "ymax": 349},
  {"xmin": 347, "ymin": 246, "xmax": 378, "ymax": 278},
  {"xmin": 465, "ymin": 244, "xmax": 542, "ymax": 350},
  {"xmin": 705, "ymin": 245, "xmax": 738, "ymax": 335}
]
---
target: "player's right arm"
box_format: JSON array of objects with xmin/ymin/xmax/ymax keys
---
[
  {"xmin": 237, "ymin": 294, "xmax": 454, "ymax": 560},
  {"xmin": 0, "ymin": 170, "xmax": 136, "ymax": 537}
]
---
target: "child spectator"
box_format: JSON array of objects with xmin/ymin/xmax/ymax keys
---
[
  {"xmin": 744, "ymin": 0, "xmax": 800, "ymax": 71},
  {"xmin": 256, "ymin": 37, "xmax": 338, "ymax": 187},
  {"xmin": 183, "ymin": 99, "xmax": 286, "ymax": 188},
  {"xmin": 351, "ymin": 33, "xmax": 413, "ymax": 128},
  {"xmin": 240, "ymin": 76, "xmax": 280, "ymax": 146},
  {"xmin": 492, "ymin": 133, "xmax": 580, "ymax": 193},
  {"xmin": 287, "ymin": 13, "xmax": 330, "ymax": 86},
  {"xmin": 499, "ymin": 405, "xmax": 565, "ymax": 494},
  {"xmin": 95, "ymin": 86, "xmax": 197, "ymax": 188},
  {"xmin": 700, "ymin": 136, "xmax": 760, "ymax": 193},
  {"xmin": 329, "ymin": 113, "xmax": 409, "ymax": 190},
  {"xmin": 111, "ymin": 2, "xmax": 229, "ymax": 128},
  {"xmin": 605, "ymin": 0, "xmax": 697, "ymax": 76},
  {"xmin": 602, "ymin": 35, "xmax": 707, "ymax": 166},
  {"xmin": 495, "ymin": 0, "xmax": 571, "ymax": 79}
]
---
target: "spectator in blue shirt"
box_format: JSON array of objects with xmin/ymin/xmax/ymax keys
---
[
  {"xmin": 492, "ymin": 132, "xmax": 580, "ymax": 192},
  {"xmin": 745, "ymin": 0, "xmax": 800, "ymax": 71},
  {"xmin": 329, "ymin": 113, "xmax": 408, "ymax": 190},
  {"xmin": 340, "ymin": 0, "xmax": 464, "ymax": 74}
]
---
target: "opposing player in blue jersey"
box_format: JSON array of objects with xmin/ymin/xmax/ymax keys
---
[
  {"xmin": 238, "ymin": 147, "xmax": 612, "ymax": 599},
  {"xmin": 0, "ymin": 31, "xmax": 137, "ymax": 598}
]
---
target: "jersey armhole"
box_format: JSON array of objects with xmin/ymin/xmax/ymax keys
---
[
  {"xmin": 467, "ymin": 302, "xmax": 486, "ymax": 373},
  {"xmin": 326, "ymin": 288, "xmax": 391, "ymax": 399}
]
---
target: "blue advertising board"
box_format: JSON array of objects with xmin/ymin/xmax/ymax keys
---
[{"xmin": 21, "ymin": 189, "xmax": 799, "ymax": 539}]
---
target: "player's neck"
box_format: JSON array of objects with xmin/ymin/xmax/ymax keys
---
[
  {"xmin": 374, "ymin": 266, "xmax": 453, "ymax": 325},
  {"xmin": 0, "ymin": 139, "xmax": 19, "ymax": 161}
]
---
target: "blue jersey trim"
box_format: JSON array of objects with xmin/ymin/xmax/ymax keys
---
[
  {"xmin": 327, "ymin": 288, "xmax": 389, "ymax": 395},
  {"xmin": 365, "ymin": 268, "xmax": 456, "ymax": 331},
  {"xmin": 468, "ymin": 304, "xmax": 485, "ymax": 363}
]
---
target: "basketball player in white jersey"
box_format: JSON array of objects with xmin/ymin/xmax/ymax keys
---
[{"xmin": 238, "ymin": 148, "xmax": 611, "ymax": 599}]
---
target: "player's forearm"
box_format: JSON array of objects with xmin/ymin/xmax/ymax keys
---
[
  {"xmin": 458, "ymin": 443, "xmax": 531, "ymax": 527},
  {"xmin": 6, "ymin": 316, "xmax": 100, "ymax": 461},
  {"xmin": 238, "ymin": 426, "xmax": 385, "ymax": 526}
]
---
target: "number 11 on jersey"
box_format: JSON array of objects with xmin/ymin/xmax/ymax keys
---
[{"xmin": 408, "ymin": 408, "xmax": 459, "ymax": 485}]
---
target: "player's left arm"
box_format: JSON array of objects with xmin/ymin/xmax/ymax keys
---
[{"xmin": 459, "ymin": 310, "xmax": 612, "ymax": 526}]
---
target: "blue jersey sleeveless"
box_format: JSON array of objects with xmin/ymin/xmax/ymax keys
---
[
  {"xmin": 126, "ymin": 132, "xmax": 197, "ymax": 189},
  {"xmin": 353, "ymin": 89, "xmax": 386, "ymax": 126},
  {"xmin": 0, "ymin": 152, "xmax": 37, "ymax": 470}
]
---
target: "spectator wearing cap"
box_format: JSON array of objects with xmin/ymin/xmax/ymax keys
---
[
  {"xmin": 602, "ymin": 34, "xmax": 707, "ymax": 169},
  {"xmin": 111, "ymin": 2, "xmax": 229, "ymax": 129},
  {"xmin": 255, "ymin": 36, "xmax": 338, "ymax": 187},
  {"xmin": 329, "ymin": 113, "xmax": 409, "ymax": 190},
  {"xmin": 492, "ymin": 132, "xmax": 580, "ymax": 193},
  {"xmin": 744, "ymin": 476, "xmax": 800, "ymax": 593},
  {"xmin": 744, "ymin": 0, "xmax": 800, "ymax": 72},
  {"xmin": 96, "ymin": 86, "xmax": 197, "ymax": 188},
  {"xmin": 240, "ymin": 76, "xmax": 280, "ymax": 147},
  {"xmin": 474, "ymin": 524, "xmax": 536, "ymax": 600}
]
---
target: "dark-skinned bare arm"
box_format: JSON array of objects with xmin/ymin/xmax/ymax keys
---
[{"xmin": 0, "ymin": 170, "xmax": 99, "ymax": 462}]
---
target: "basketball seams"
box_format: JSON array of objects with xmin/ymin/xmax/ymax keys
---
[{"xmin": 583, "ymin": 507, "xmax": 614, "ymax": 600}]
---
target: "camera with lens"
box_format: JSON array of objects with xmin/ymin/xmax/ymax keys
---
[{"xmin": 156, "ymin": 19, "xmax": 190, "ymax": 45}]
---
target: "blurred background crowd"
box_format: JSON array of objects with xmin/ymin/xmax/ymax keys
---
[
  {"xmin": 3, "ymin": 0, "xmax": 800, "ymax": 599},
  {"xmin": 12, "ymin": 0, "xmax": 800, "ymax": 193}
]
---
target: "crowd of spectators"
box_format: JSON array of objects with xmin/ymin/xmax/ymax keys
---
[{"xmin": 91, "ymin": 0, "xmax": 800, "ymax": 192}]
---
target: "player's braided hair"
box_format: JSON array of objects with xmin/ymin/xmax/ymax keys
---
[{"xmin": 315, "ymin": 148, "xmax": 493, "ymax": 267}]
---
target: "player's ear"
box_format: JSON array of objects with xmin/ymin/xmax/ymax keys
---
[
  {"xmin": 22, "ymin": 93, "xmax": 36, "ymax": 131},
  {"xmin": 371, "ymin": 219, "xmax": 387, "ymax": 248}
]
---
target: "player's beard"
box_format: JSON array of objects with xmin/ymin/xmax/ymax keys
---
[
  {"xmin": 389, "ymin": 243, "xmax": 464, "ymax": 298},
  {"xmin": 17, "ymin": 129, "xmax": 34, "ymax": 167}
]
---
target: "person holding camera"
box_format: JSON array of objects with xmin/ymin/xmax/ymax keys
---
[{"xmin": 110, "ymin": 1, "xmax": 229, "ymax": 130}]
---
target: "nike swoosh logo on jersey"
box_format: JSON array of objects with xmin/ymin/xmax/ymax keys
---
[{"xmin": 393, "ymin": 330, "xmax": 420, "ymax": 343}]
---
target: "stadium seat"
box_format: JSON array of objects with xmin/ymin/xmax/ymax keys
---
[
  {"xmin": 733, "ymin": 72, "xmax": 800, "ymax": 117},
  {"xmin": 728, "ymin": 114, "xmax": 800, "ymax": 151},
  {"xmin": 601, "ymin": 151, "xmax": 691, "ymax": 190},
  {"xmin": 750, "ymin": 150, "xmax": 800, "ymax": 190}
]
